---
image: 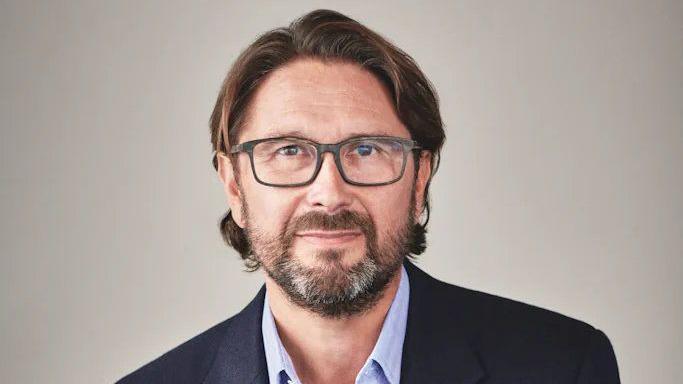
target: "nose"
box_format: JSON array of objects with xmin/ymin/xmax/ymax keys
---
[{"xmin": 305, "ymin": 152, "xmax": 353, "ymax": 213}]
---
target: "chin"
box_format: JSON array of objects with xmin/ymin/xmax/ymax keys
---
[{"xmin": 297, "ymin": 246, "xmax": 366, "ymax": 270}]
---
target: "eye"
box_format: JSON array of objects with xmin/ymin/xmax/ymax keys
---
[
  {"xmin": 276, "ymin": 145, "xmax": 304, "ymax": 156},
  {"xmin": 354, "ymin": 143, "xmax": 376, "ymax": 156}
]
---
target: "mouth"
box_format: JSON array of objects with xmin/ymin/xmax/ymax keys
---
[{"xmin": 294, "ymin": 230, "xmax": 363, "ymax": 246}]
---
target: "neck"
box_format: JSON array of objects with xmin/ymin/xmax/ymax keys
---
[{"xmin": 264, "ymin": 267, "xmax": 402, "ymax": 384}]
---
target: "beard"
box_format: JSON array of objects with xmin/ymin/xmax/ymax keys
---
[{"xmin": 242, "ymin": 193, "xmax": 416, "ymax": 319}]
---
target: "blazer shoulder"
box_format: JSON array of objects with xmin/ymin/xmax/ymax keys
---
[
  {"xmin": 117, "ymin": 286, "xmax": 268, "ymax": 384},
  {"xmin": 445, "ymin": 280, "xmax": 596, "ymax": 331},
  {"xmin": 116, "ymin": 316, "xmax": 234, "ymax": 384},
  {"xmin": 432, "ymin": 275, "xmax": 600, "ymax": 342},
  {"xmin": 407, "ymin": 262, "xmax": 598, "ymax": 335},
  {"xmin": 426, "ymin": 274, "xmax": 619, "ymax": 379}
]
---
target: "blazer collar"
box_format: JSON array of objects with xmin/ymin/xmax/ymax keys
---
[
  {"xmin": 400, "ymin": 260, "xmax": 485, "ymax": 384},
  {"xmin": 203, "ymin": 260, "xmax": 485, "ymax": 384},
  {"xmin": 203, "ymin": 286, "xmax": 269, "ymax": 384}
]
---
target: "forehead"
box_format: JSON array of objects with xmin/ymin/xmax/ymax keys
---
[{"xmin": 240, "ymin": 58, "xmax": 409, "ymax": 142}]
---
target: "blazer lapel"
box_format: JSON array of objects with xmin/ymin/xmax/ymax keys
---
[
  {"xmin": 401, "ymin": 260, "xmax": 486, "ymax": 384},
  {"xmin": 203, "ymin": 286, "xmax": 270, "ymax": 384}
]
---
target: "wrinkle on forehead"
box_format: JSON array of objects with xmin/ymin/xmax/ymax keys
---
[{"xmin": 241, "ymin": 58, "xmax": 406, "ymax": 142}]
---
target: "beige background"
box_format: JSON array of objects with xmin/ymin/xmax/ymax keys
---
[{"xmin": 1, "ymin": 1, "xmax": 681, "ymax": 383}]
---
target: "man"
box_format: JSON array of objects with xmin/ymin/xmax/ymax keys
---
[{"xmin": 119, "ymin": 9, "xmax": 620, "ymax": 384}]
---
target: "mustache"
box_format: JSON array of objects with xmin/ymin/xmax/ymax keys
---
[
  {"xmin": 273, "ymin": 210, "xmax": 379, "ymax": 261},
  {"xmin": 286, "ymin": 210, "xmax": 376, "ymax": 236}
]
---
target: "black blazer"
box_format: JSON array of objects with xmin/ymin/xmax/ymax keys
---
[{"xmin": 118, "ymin": 260, "xmax": 620, "ymax": 383}]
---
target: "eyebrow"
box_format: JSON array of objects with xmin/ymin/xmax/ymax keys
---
[
  {"xmin": 262, "ymin": 128, "xmax": 308, "ymax": 139},
  {"xmin": 261, "ymin": 128, "xmax": 395, "ymax": 142}
]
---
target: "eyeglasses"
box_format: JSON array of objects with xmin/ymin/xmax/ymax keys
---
[{"xmin": 223, "ymin": 135, "xmax": 422, "ymax": 187}]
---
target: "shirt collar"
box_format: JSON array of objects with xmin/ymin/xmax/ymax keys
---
[
  {"xmin": 261, "ymin": 264, "xmax": 410, "ymax": 384},
  {"xmin": 262, "ymin": 293, "xmax": 301, "ymax": 384},
  {"xmin": 364, "ymin": 264, "xmax": 409, "ymax": 384}
]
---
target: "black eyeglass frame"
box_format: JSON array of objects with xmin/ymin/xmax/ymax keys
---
[{"xmin": 224, "ymin": 135, "xmax": 423, "ymax": 187}]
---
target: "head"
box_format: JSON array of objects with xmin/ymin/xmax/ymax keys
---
[{"xmin": 210, "ymin": 10, "xmax": 444, "ymax": 318}]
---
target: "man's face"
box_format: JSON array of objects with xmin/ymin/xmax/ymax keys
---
[{"xmin": 219, "ymin": 59, "xmax": 431, "ymax": 317}]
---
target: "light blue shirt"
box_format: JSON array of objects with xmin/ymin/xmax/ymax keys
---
[{"xmin": 262, "ymin": 265, "xmax": 410, "ymax": 384}]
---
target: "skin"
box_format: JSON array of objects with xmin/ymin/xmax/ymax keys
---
[{"xmin": 217, "ymin": 58, "xmax": 432, "ymax": 384}]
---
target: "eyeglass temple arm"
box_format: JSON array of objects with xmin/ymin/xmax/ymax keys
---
[{"xmin": 225, "ymin": 142, "xmax": 251, "ymax": 155}]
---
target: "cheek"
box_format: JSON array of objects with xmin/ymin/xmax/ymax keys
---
[
  {"xmin": 364, "ymin": 182, "xmax": 414, "ymax": 237},
  {"xmin": 236, "ymin": 160, "xmax": 286, "ymax": 232},
  {"xmin": 242, "ymin": 183, "xmax": 298, "ymax": 234}
]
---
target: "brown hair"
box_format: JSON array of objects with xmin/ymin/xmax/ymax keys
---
[{"xmin": 209, "ymin": 9, "xmax": 445, "ymax": 270}]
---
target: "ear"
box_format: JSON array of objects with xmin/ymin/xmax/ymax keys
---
[
  {"xmin": 413, "ymin": 151, "xmax": 433, "ymax": 219},
  {"xmin": 217, "ymin": 153, "xmax": 246, "ymax": 228}
]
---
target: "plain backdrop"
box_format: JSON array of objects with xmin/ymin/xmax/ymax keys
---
[{"xmin": 1, "ymin": 1, "xmax": 681, "ymax": 383}]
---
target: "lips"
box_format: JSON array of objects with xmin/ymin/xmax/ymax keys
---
[
  {"xmin": 296, "ymin": 230, "xmax": 361, "ymax": 237},
  {"xmin": 294, "ymin": 230, "xmax": 363, "ymax": 245}
]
